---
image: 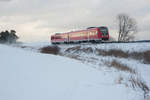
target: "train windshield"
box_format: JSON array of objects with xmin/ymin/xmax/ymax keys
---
[{"xmin": 99, "ymin": 27, "xmax": 108, "ymax": 35}]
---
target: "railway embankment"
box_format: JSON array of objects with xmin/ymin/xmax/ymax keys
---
[{"xmin": 39, "ymin": 43, "xmax": 150, "ymax": 98}]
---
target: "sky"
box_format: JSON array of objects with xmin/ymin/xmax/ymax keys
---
[{"xmin": 0, "ymin": 0, "xmax": 150, "ymax": 42}]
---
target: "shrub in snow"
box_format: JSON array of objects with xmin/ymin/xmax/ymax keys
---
[{"xmin": 40, "ymin": 45, "xmax": 60, "ymax": 55}]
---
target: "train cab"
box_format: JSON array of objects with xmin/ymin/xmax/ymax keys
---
[{"xmin": 99, "ymin": 27, "xmax": 109, "ymax": 40}]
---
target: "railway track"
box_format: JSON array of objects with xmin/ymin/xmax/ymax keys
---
[
  {"xmin": 101, "ymin": 40, "xmax": 150, "ymax": 44},
  {"xmin": 52, "ymin": 40, "xmax": 150, "ymax": 45}
]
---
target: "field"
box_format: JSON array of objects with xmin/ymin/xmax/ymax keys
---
[{"xmin": 0, "ymin": 42, "xmax": 150, "ymax": 100}]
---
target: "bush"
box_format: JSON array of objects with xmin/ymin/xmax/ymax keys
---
[
  {"xmin": 40, "ymin": 46, "xmax": 60, "ymax": 55},
  {"xmin": 0, "ymin": 30, "xmax": 19, "ymax": 43}
]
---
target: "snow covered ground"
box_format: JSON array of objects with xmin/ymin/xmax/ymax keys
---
[
  {"xmin": 59, "ymin": 42, "xmax": 150, "ymax": 52},
  {"xmin": 0, "ymin": 42, "xmax": 150, "ymax": 100}
]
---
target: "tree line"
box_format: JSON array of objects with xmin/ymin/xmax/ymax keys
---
[{"xmin": 0, "ymin": 30, "xmax": 19, "ymax": 43}]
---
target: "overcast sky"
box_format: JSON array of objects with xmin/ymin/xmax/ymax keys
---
[{"xmin": 0, "ymin": 0, "xmax": 150, "ymax": 42}]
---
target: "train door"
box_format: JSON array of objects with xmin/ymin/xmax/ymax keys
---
[
  {"xmin": 88, "ymin": 32, "xmax": 90, "ymax": 41},
  {"xmin": 67, "ymin": 33, "xmax": 70, "ymax": 43}
]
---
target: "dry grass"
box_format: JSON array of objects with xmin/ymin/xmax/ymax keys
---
[
  {"xmin": 65, "ymin": 46, "xmax": 81, "ymax": 53},
  {"xmin": 104, "ymin": 60, "xmax": 136, "ymax": 74},
  {"xmin": 40, "ymin": 46, "xmax": 60, "ymax": 55},
  {"xmin": 129, "ymin": 77, "xmax": 149, "ymax": 98},
  {"xmin": 111, "ymin": 60, "xmax": 136, "ymax": 73},
  {"xmin": 20, "ymin": 46, "xmax": 28, "ymax": 48},
  {"xmin": 117, "ymin": 76, "xmax": 124, "ymax": 84},
  {"xmin": 97, "ymin": 49, "xmax": 150, "ymax": 64},
  {"xmin": 40, "ymin": 45, "xmax": 150, "ymax": 64},
  {"xmin": 129, "ymin": 51, "xmax": 150, "ymax": 64},
  {"xmin": 104, "ymin": 59, "xmax": 149, "ymax": 98},
  {"xmin": 65, "ymin": 46, "xmax": 93, "ymax": 53},
  {"xmin": 67, "ymin": 55, "xmax": 82, "ymax": 61},
  {"xmin": 65, "ymin": 46, "xmax": 150, "ymax": 64},
  {"xmin": 143, "ymin": 51, "xmax": 150, "ymax": 64},
  {"xmin": 98, "ymin": 49, "xmax": 129, "ymax": 58}
]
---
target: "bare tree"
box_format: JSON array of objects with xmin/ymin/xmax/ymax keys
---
[{"xmin": 117, "ymin": 13, "xmax": 137, "ymax": 41}]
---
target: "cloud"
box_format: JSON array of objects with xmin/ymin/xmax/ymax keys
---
[
  {"xmin": 0, "ymin": 0, "xmax": 150, "ymax": 42},
  {"xmin": 0, "ymin": 0, "xmax": 12, "ymax": 2}
]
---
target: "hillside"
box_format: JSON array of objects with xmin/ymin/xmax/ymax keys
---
[{"xmin": 0, "ymin": 42, "xmax": 150, "ymax": 100}]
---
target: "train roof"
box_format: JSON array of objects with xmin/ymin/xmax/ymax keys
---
[
  {"xmin": 87, "ymin": 27, "xmax": 97, "ymax": 29},
  {"xmin": 52, "ymin": 26, "xmax": 108, "ymax": 35}
]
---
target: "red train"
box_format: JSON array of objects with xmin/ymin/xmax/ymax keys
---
[{"xmin": 51, "ymin": 26, "xmax": 109, "ymax": 44}]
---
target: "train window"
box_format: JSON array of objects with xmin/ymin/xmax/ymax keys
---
[
  {"xmin": 55, "ymin": 36, "xmax": 61, "ymax": 39},
  {"xmin": 89, "ymin": 32, "xmax": 95, "ymax": 36},
  {"xmin": 99, "ymin": 27, "xmax": 108, "ymax": 35}
]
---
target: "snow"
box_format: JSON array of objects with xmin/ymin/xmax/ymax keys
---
[
  {"xmin": 59, "ymin": 42, "xmax": 150, "ymax": 52},
  {"xmin": 58, "ymin": 42, "xmax": 150, "ymax": 99},
  {"xmin": 0, "ymin": 43, "xmax": 149, "ymax": 100}
]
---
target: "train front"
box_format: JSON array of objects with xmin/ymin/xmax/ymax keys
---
[{"xmin": 99, "ymin": 27, "xmax": 109, "ymax": 40}]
